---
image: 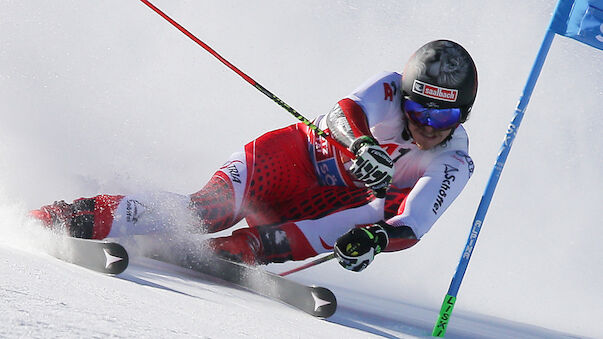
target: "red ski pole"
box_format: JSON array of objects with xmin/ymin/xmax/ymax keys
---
[
  {"xmin": 278, "ymin": 253, "xmax": 335, "ymax": 276},
  {"xmin": 139, "ymin": 0, "xmax": 355, "ymax": 159}
]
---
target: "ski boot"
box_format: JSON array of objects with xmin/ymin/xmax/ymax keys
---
[
  {"xmin": 29, "ymin": 200, "xmax": 73, "ymax": 231},
  {"xmin": 29, "ymin": 198, "xmax": 102, "ymax": 238},
  {"xmin": 208, "ymin": 228, "xmax": 263, "ymax": 265}
]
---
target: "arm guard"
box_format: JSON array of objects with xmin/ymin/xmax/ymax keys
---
[
  {"xmin": 325, "ymin": 98, "xmax": 373, "ymax": 149},
  {"xmin": 374, "ymin": 221, "xmax": 419, "ymax": 252}
]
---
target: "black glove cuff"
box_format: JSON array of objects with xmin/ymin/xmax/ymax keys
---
[{"xmin": 349, "ymin": 135, "xmax": 378, "ymax": 154}]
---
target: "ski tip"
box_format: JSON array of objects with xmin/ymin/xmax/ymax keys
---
[
  {"xmin": 52, "ymin": 237, "xmax": 130, "ymax": 275},
  {"xmin": 310, "ymin": 286, "xmax": 337, "ymax": 318},
  {"xmin": 102, "ymin": 244, "xmax": 129, "ymax": 275}
]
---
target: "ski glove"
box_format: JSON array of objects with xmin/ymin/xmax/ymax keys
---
[
  {"xmin": 349, "ymin": 136, "xmax": 393, "ymax": 198},
  {"xmin": 334, "ymin": 224, "xmax": 389, "ymax": 272}
]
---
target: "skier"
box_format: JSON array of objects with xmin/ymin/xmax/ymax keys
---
[{"xmin": 30, "ymin": 40, "xmax": 477, "ymax": 272}]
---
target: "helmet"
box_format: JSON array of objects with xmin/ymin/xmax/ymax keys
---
[{"xmin": 402, "ymin": 40, "xmax": 478, "ymax": 122}]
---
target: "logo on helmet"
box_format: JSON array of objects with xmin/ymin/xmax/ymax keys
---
[{"xmin": 412, "ymin": 80, "xmax": 458, "ymax": 102}]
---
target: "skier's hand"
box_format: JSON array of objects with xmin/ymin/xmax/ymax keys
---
[
  {"xmin": 334, "ymin": 224, "xmax": 389, "ymax": 272},
  {"xmin": 349, "ymin": 136, "xmax": 393, "ymax": 198}
]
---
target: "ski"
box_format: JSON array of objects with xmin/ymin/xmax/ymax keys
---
[
  {"xmin": 46, "ymin": 237, "xmax": 129, "ymax": 275},
  {"xmin": 149, "ymin": 252, "xmax": 337, "ymax": 318}
]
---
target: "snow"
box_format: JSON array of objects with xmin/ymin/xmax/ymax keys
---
[
  {"xmin": 1, "ymin": 0, "xmax": 601, "ymax": 338},
  {"xmin": 0, "ymin": 223, "xmax": 578, "ymax": 338}
]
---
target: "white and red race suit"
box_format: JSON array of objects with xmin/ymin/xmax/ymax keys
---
[
  {"xmin": 311, "ymin": 71, "xmax": 474, "ymax": 239},
  {"xmin": 33, "ymin": 72, "xmax": 474, "ymax": 264}
]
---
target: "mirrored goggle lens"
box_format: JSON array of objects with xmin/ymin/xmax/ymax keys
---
[{"xmin": 403, "ymin": 99, "xmax": 461, "ymax": 130}]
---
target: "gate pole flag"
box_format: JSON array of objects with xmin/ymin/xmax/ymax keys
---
[
  {"xmin": 432, "ymin": 0, "xmax": 602, "ymax": 337},
  {"xmin": 550, "ymin": 0, "xmax": 603, "ymax": 50}
]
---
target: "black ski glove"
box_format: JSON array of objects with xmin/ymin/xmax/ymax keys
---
[
  {"xmin": 349, "ymin": 136, "xmax": 393, "ymax": 198},
  {"xmin": 334, "ymin": 223, "xmax": 389, "ymax": 272}
]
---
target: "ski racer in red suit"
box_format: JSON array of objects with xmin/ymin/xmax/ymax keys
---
[{"xmin": 30, "ymin": 40, "xmax": 478, "ymax": 272}]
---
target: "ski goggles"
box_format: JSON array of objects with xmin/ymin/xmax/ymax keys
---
[{"xmin": 403, "ymin": 98, "xmax": 461, "ymax": 130}]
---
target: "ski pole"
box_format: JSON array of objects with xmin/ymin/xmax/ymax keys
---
[
  {"xmin": 139, "ymin": 0, "xmax": 355, "ymax": 159},
  {"xmin": 278, "ymin": 253, "xmax": 335, "ymax": 276}
]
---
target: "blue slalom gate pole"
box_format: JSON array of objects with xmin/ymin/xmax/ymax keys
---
[{"xmin": 431, "ymin": 3, "xmax": 564, "ymax": 336}]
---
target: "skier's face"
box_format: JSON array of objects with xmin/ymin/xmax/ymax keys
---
[{"xmin": 405, "ymin": 114, "xmax": 454, "ymax": 150}]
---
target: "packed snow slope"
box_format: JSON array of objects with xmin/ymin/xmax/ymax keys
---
[
  {"xmin": 0, "ymin": 217, "xmax": 582, "ymax": 338},
  {"xmin": 0, "ymin": 0, "xmax": 601, "ymax": 338}
]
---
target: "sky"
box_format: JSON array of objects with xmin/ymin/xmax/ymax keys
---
[{"xmin": 0, "ymin": 1, "xmax": 601, "ymax": 337}]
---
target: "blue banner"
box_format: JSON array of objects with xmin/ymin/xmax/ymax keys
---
[{"xmin": 550, "ymin": 0, "xmax": 603, "ymax": 50}]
